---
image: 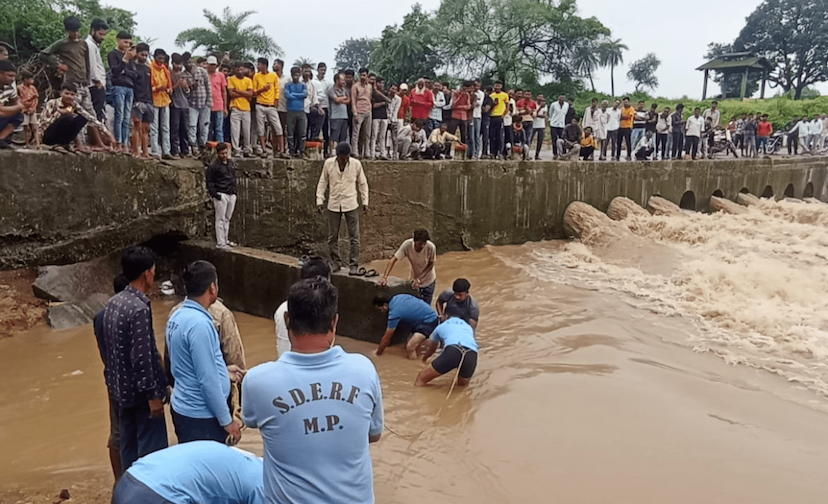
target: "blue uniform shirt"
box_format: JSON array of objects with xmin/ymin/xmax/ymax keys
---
[
  {"xmin": 387, "ymin": 294, "xmax": 438, "ymax": 329},
  {"xmin": 285, "ymin": 82, "xmax": 307, "ymax": 112},
  {"xmin": 430, "ymin": 317, "xmax": 479, "ymax": 351},
  {"xmin": 166, "ymin": 299, "xmax": 232, "ymax": 427},
  {"xmin": 127, "ymin": 441, "xmax": 264, "ymax": 504},
  {"xmin": 242, "ymin": 346, "xmax": 384, "ymax": 504}
]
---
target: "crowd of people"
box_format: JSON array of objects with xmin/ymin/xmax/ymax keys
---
[{"xmin": 3, "ymin": 15, "xmax": 827, "ymax": 161}]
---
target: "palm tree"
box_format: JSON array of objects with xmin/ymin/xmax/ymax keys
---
[
  {"xmin": 175, "ymin": 8, "xmax": 282, "ymax": 61},
  {"xmin": 599, "ymin": 38, "xmax": 628, "ymax": 96},
  {"xmin": 292, "ymin": 57, "xmax": 316, "ymax": 69},
  {"xmin": 573, "ymin": 44, "xmax": 600, "ymax": 92}
]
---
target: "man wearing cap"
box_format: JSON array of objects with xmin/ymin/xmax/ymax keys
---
[{"xmin": 206, "ymin": 56, "xmax": 227, "ymax": 143}]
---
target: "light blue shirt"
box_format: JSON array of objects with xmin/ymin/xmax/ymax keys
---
[
  {"xmin": 388, "ymin": 294, "xmax": 437, "ymax": 329},
  {"xmin": 242, "ymin": 346, "xmax": 384, "ymax": 504},
  {"xmin": 430, "ymin": 317, "xmax": 479, "ymax": 351},
  {"xmin": 166, "ymin": 299, "xmax": 232, "ymax": 426},
  {"xmin": 127, "ymin": 441, "xmax": 264, "ymax": 504}
]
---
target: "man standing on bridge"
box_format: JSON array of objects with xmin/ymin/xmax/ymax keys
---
[{"xmin": 244, "ymin": 277, "xmax": 383, "ymax": 503}]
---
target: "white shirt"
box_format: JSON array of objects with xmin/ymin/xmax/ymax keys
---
[
  {"xmin": 316, "ymin": 157, "xmax": 369, "ymax": 212},
  {"xmin": 703, "ymin": 108, "xmax": 721, "ymax": 129},
  {"xmin": 430, "ymin": 91, "xmax": 445, "ymax": 121},
  {"xmin": 685, "ymin": 115, "xmax": 704, "ymax": 137},
  {"xmin": 582, "ymin": 106, "xmax": 601, "ymax": 131},
  {"xmin": 656, "ymin": 114, "xmax": 671, "ymax": 134},
  {"xmin": 277, "ymin": 76, "xmax": 288, "ymax": 112},
  {"xmin": 606, "ymin": 108, "xmax": 621, "ymax": 131},
  {"xmin": 797, "ymin": 120, "xmax": 811, "ymax": 138},
  {"xmin": 634, "ymin": 135, "xmax": 654, "ymax": 153},
  {"xmin": 388, "ymin": 95, "xmax": 401, "ymax": 124},
  {"xmin": 472, "ymin": 90, "xmax": 484, "ymax": 119},
  {"xmin": 314, "ymin": 77, "xmax": 330, "ymax": 108},
  {"xmin": 533, "ymin": 106, "xmax": 548, "ymax": 129},
  {"xmin": 549, "ymin": 100, "xmax": 569, "ymax": 128},
  {"xmin": 303, "ymin": 79, "xmax": 318, "ymax": 113},
  {"xmin": 85, "ymin": 35, "xmax": 106, "ymax": 86},
  {"xmin": 811, "ymin": 119, "xmax": 823, "ymax": 135},
  {"xmin": 503, "ymin": 98, "xmax": 516, "ymax": 127},
  {"xmin": 594, "ymin": 109, "xmax": 610, "ymax": 139},
  {"xmin": 274, "ymin": 301, "xmax": 290, "ymax": 357}
]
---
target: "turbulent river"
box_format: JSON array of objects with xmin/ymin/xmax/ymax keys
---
[{"xmin": 3, "ymin": 196, "xmax": 828, "ymax": 503}]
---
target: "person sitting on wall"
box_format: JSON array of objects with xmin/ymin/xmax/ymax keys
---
[
  {"xmin": 424, "ymin": 122, "xmax": 461, "ymax": 159},
  {"xmin": 38, "ymin": 83, "xmax": 114, "ymax": 152},
  {"xmin": 557, "ymin": 116, "xmax": 582, "ymax": 160},
  {"xmin": 0, "ymin": 59, "xmax": 26, "ymax": 150},
  {"xmin": 580, "ymin": 126, "xmax": 597, "ymax": 160}
]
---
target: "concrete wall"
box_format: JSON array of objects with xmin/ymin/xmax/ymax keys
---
[
  {"xmin": 178, "ymin": 241, "xmax": 415, "ymax": 343},
  {"xmin": 2, "ymin": 150, "xmax": 827, "ymax": 269}
]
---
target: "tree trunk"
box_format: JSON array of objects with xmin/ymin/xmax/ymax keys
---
[
  {"xmin": 794, "ymin": 85, "xmax": 803, "ymax": 100},
  {"xmin": 610, "ymin": 65, "xmax": 615, "ymax": 96},
  {"xmin": 589, "ymin": 70, "xmax": 595, "ymax": 93}
]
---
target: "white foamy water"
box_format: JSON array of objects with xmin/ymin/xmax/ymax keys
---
[{"xmin": 496, "ymin": 198, "xmax": 828, "ymax": 399}]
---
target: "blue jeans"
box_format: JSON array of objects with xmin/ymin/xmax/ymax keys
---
[
  {"xmin": 118, "ymin": 397, "xmax": 168, "ymax": 471},
  {"xmin": 469, "ymin": 117, "xmax": 482, "ymax": 157},
  {"xmin": 188, "ymin": 106, "xmax": 211, "ymax": 147},
  {"xmin": 151, "ymin": 106, "xmax": 171, "ymax": 156},
  {"xmin": 113, "ymin": 86, "xmax": 133, "ymax": 145},
  {"xmin": 210, "ymin": 111, "xmax": 225, "ymax": 142},
  {"xmin": 427, "ymin": 118, "xmax": 442, "ymax": 137},
  {"xmin": 631, "ymin": 128, "xmax": 645, "ymax": 154},
  {"xmin": 419, "ymin": 281, "xmax": 437, "ymax": 306}
]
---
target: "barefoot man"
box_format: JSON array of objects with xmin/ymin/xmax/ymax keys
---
[
  {"xmin": 373, "ymin": 293, "xmax": 438, "ymax": 359},
  {"xmin": 416, "ymin": 316, "xmax": 479, "ymax": 387}
]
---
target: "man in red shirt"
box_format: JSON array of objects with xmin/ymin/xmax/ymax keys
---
[
  {"xmin": 756, "ymin": 114, "xmax": 772, "ymax": 154},
  {"xmin": 409, "ymin": 78, "xmax": 433, "ymax": 123},
  {"xmin": 449, "ymin": 81, "xmax": 473, "ymax": 144},
  {"xmin": 516, "ymin": 90, "xmax": 538, "ymax": 152},
  {"xmin": 398, "ymin": 83, "xmax": 410, "ymax": 124}
]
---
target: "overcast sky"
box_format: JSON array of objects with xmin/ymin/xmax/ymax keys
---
[{"xmin": 120, "ymin": 0, "xmax": 822, "ymax": 99}]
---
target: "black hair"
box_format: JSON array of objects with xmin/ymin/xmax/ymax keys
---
[
  {"xmin": 19, "ymin": 70, "xmax": 33, "ymax": 80},
  {"xmin": 622, "ymin": 96, "xmax": 630, "ymax": 100},
  {"xmin": 368, "ymin": 72, "xmax": 376, "ymax": 78},
  {"xmin": 373, "ymin": 293, "xmax": 392, "ymax": 306},
  {"xmin": 153, "ymin": 48, "xmax": 167, "ymax": 59},
  {"xmin": 317, "ymin": 62, "xmax": 326, "ymax": 69},
  {"xmin": 675, "ymin": 103, "xmax": 684, "ymax": 110},
  {"xmin": 117, "ymin": 31, "xmax": 131, "ymax": 40},
  {"xmin": 275, "ymin": 58, "xmax": 284, "ymax": 67},
  {"xmin": 121, "ymin": 246, "xmax": 156, "ymax": 282},
  {"xmin": 196, "ymin": 57, "xmax": 206, "ymax": 64},
  {"xmin": 711, "ymin": 100, "xmax": 718, "ymax": 105},
  {"xmin": 290, "ymin": 66, "xmax": 301, "ymax": 75},
  {"xmin": 216, "ymin": 142, "xmax": 229, "ymax": 153},
  {"xmin": 358, "ymin": 67, "xmax": 368, "ymax": 74},
  {"xmin": 494, "ymin": 80, "xmax": 503, "ymax": 85},
  {"xmin": 301, "ymin": 63, "xmax": 312, "ymax": 69},
  {"xmin": 336, "ymin": 142, "xmax": 351, "ymax": 156},
  {"xmin": 300, "ymin": 256, "xmax": 332, "ymax": 280},
  {"xmin": 344, "ymin": 69, "xmax": 355, "ymax": 76},
  {"xmin": 376, "ymin": 77, "xmax": 385, "ymax": 84},
  {"xmin": 233, "ymin": 61, "xmax": 245, "ymax": 70},
  {"xmin": 182, "ymin": 260, "xmax": 217, "ymax": 298},
  {"xmin": 61, "ymin": 82, "xmax": 77, "ymax": 93},
  {"xmin": 113, "ymin": 273, "xmax": 130, "ymax": 294},
  {"xmin": 135, "ymin": 43, "xmax": 150, "ymax": 54},
  {"xmin": 171, "ymin": 53, "xmax": 184, "ymax": 65},
  {"xmin": 182, "ymin": 52, "xmax": 191, "ymax": 61},
  {"xmin": 64, "ymin": 16, "xmax": 81, "ymax": 32},
  {"xmin": 90, "ymin": 18, "xmax": 108, "ymax": 31},
  {"xmin": 257, "ymin": 57, "xmax": 268, "ymax": 66},
  {"xmin": 287, "ymin": 277, "xmax": 338, "ymax": 336},
  {"xmin": 413, "ymin": 228, "xmax": 430, "ymax": 242},
  {"xmin": 651, "ymin": 103, "xmax": 658, "ymax": 108},
  {"xmin": 452, "ymin": 278, "xmax": 471, "ymax": 293}
]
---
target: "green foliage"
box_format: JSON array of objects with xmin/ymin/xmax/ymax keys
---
[
  {"xmin": 733, "ymin": 0, "xmax": 828, "ymax": 99},
  {"xmin": 371, "ymin": 4, "xmax": 440, "ymax": 84},
  {"xmin": 334, "ymin": 37, "xmax": 376, "ymax": 72},
  {"xmin": 626, "ymin": 53, "xmax": 660, "ymax": 93},
  {"xmin": 175, "ymin": 8, "xmax": 282, "ymax": 61},
  {"xmin": 292, "ymin": 57, "xmax": 315, "ymax": 69},
  {"xmin": 598, "ymin": 37, "xmax": 627, "ymax": 96}
]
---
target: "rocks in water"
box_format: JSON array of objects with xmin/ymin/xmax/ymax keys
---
[
  {"xmin": 59, "ymin": 488, "xmax": 72, "ymax": 500},
  {"xmin": 46, "ymin": 293, "xmax": 110, "ymax": 330},
  {"xmin": 647, "ymin": 196, "xmax": 684, "ymax": 216},
  {"xmin": 607, "ymin": 196, "xmax": 650, "ymax": 221},
  {"xmin": 710, "ymin": 196, "xmax": 748, "ymax": 215}
]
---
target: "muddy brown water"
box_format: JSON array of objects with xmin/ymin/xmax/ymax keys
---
[{"xmin": 3, "ymin": 244, "xmax": 828, "ymax": 503}]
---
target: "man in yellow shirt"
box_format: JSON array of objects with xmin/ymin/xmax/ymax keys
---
[
  {"xmin": 488, "ymin": 81, "xmax": 509, "ymax": 159},
  {"xmin": 580, "ymin": 126, "xmax": 597, "ymax": 160},
  {"xmin": 616, "ymin": 97, "xmax": 636, "ymax": 161},
  {"xmin": 252, "ymin": 57, "xmax": 286, "ymax": 158},
  {"xmin": 227, "ymin": 62, "xmax": 253, "ymax": 157}
]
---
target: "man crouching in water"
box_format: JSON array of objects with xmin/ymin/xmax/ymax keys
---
[{"xmin": 416, "ymin": 316, "xmax": 478, "ymax": 387}]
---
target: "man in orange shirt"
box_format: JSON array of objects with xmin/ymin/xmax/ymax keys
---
[
  {"xmin": 150, "ymin": 49, "xmax": 172, "ymax": 159},
  {"xmin": 615, "ymin": 97, "xmax": 636, "ymax": 161},
  {"xmin": 756, "ymin": 114, "xmax": 773, "ymax": 154}
]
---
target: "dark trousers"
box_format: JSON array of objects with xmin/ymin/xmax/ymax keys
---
[
  {"xmin": 424, "ymin": 142, "xmax": 451, "ymax": 159},
  {"xmin": 503, "ymin": 126, "xmax": 513, "ymax": 155},
  {"xmin": 580, "ymin": 146, "xmax": 595, "ymax": 160},
  {"xmin": 419, "ymin": 281, "xmax": 436, "ymax": 305},
  {"xmin": 672, "ymin": 132, "xmax": 684, "ymax": 158},
  {"xmin": 685, "ymin": 136, "xmax": 700, "ymax": 159},
  {"xmin": 308, "ymin": 108, "xmax": 325, "ymax": 141},
  {"xmin": 90, "ymin": 85, "xmax": 106, "ymax": 120},
  {"xmin": 327, "ymin": 209, "xmax": 360, "ymax": 267},
  {"xmin": 735, "ymin": 133, "xmax": 744, "ymax": 151},
  {"xmin": 172, "ymin": 408, "xmax": 226, "ymax": 444},
  {"xmin": 112, "ymin": 473, "xmax": 168, "ymax": 504},
  {"xmin": 635, "ymin": 147, "xmax": 654, "ymax": 160},
  {"xmin": 603, "ymin": 130, "xmax": 617, "ymax": 159},
  {"xmin": 118, "ymin": 399, "xmax": 168, "ymax": 471},
  {"xmin": 286, "ymin": 110, "xmax": 307, "ymax": 155},
  {"xmin": 757, "ymin": 136, "xmax": 768, "ymax": 153},
  {"xmin": 42, "ymin": 114, "xmax": 87, "ymax": 146},
  {"xmin": 481, "ymin": 115, "xmax": 490, "ymax": 156},
  {"xmin": 321, "ymin": 107, "xmax": 330, "ymax": 155},
  {"xmin": 788, "ymin": 135, "xmax": 798, "ymax": 155},
  {"xmin": 489, "ymin": 116, "xmax": 503, "ymax": 156},
  {"xmin": 550, "ymin": 126, "xmax": 564, "ymax": 155},
  {"xmin": 170, "ymin": 106, "xmax": 190, "ymax": 155},
  {"xmin": 449, "ymin": 118, "xmax": 468, "ymax": 144},
  {"xmin": 532, "ymin": 127, "xmax": 545, "ymax": 157},
  {"xmin": 656, "ymin": 133, "xmax": 669, "ymax": 159},
  {"xmin": 616, "ymin": 128, "xmax": 632, "ymax": 159}
]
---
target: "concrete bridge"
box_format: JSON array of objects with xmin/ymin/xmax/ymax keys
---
[{"xmin": 1, "ymin": 151, "xmax": 826, "ymax": 269}]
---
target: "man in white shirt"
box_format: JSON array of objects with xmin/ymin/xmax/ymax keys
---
[
  {"xmin": 395, "ymin": 120, "xmax": 427, "ymax": 159},
  {"xmin": 702, "ymin": 101, "xmax": 721, "ymax": 129},
  {"xmin": 634, "ymin": 130, "xmax": 655, "ymax": 160},
  {"xmin": 470, "ymin": 82, "xmax": 484, "ymax": 159},
  {"xmin": 810, "ymin": 116, "xmax": 823, "ymax": 152},
  {"xmin": 549, "ymin": 95, "xmax": 569, "ymax": 159},
  {"xmin": 582, "ymin": 98, "xmax": 602, "ymax": 159},
  {"xmin": 604, "ymin": 99, "xmax": 621, "ymax": 161},
  {"xmin": 314, "ymin": 63, "xmax": 331, "ymax": 156},
  {"xmin": 428, "ymin": 81, "xmax": 445, "ymax": 134},
  {"xmin": 797, "ymin": 115, "xmax": 812, "ymax": 154},
  {"xmin": 86, "ymin": 19, "xmax": 108, "ymax": 123},
  {"xmin": 386, "ymin": 85, "xmax": 402, "ymax": 159},
  {"xmin": 379, "ymin": 228, "xmax": 438, "ymax": 304},
  {"xmin": 684, "ymin": 107, "xmax": 704, "ymax": 160},
  {"xmin": 316, "ymin": 143, "xmax": 369, "ymax": 275},
  {"xmin": 532, "ymin": 94, "xmax": 548, "ymax": 160},
  {"xmin": 274, "ymin": 257, "xmax": 331, "ymax": 357}
]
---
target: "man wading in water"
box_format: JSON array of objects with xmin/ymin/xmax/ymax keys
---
[
  {"xmin": 416, "ymin": 316, "xmax": 479, "ymax": 387},
  {"xmin": 373, "ymin": 293, "xmax": 438, "ymax": 359}
]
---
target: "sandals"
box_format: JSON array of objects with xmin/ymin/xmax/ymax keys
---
[
  {"xmin": 364, "ymin": 269, "xmax": 379, "ymax": 278},
  {"xmin": 348, "ymin": 267, "xmax": 379, "ymax": 277}
]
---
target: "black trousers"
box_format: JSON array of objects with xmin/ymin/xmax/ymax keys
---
[
  {"xmin": 656, "ymin": 133, "xmax": 669, "ymax": 159},
  {"xmin": 788, "ymin": 135, "xmax": 799, "ymax": 155},
  {"xmin": 90, "ymin": 85, "xmax": 107, "ymax": 120},
  {"xmin": 685, "ymin": 136, "xmax": 700, "ymax": 159},
  {"xmin": 481, "ymin": 115, "xmax": 490, "ymax": 156},
  {"xmin": 503, "ymin": 126, "xmax": 513, "ymax": 155},
  {"xmin": 672, "ymin": 132, "xmax": 684, "ymax": 159},
  {"xmin": 489, "ymin": 116, "xmax": 503, "ymax": 156},
  {"xmin": 635, "ymin": 147, "xmax": 654, "ymax": 160},
  {"xmin": 616, "ymin": 128, "xmax": 632, "ymax": 159},
  {"xmin": 170, "ymin": 106, "xmax": 190, "ymax": 155},
  {"xmin": 42, "ymin": 114, "xmax": 87, "ymax": 146},
  {"xmin": 424, "ymin": 142, "xmax": 451, "ymax": 159},
  {"xmin": 321, "ymin": 107, "xmax": 330, "ymax": 155},
  {"xmin": 550, "ymin": 126, "xmax": 564, "ymax": 155},
  {"xmin": 448, "ymin": 118, "xmax": 468, "ymax": 144}
]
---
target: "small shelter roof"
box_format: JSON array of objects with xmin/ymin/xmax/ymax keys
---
[{"xmin": 696, "ymin": 55, "xmax": 773, "ymax": 72}]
